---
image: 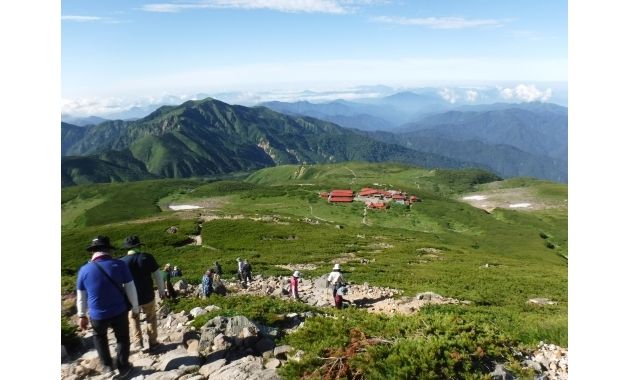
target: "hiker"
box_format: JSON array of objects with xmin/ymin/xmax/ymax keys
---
[
  {"xmin": 120, "ymin": 235, "xmax": 166, "ymax": 353},
  {"xmin": 289, "ymin": 271, "xmax": 300, "ymax": 299},
  {"xmin": 242, "ymin": 259, "xmax": 253, "ymax": 285},
  {"xmin": 201, "ymin": 269, "xmax": 214, "ymax": 298},
  {"xmin": 76, "ymin": 236, "xmax": 139, "ymax": 378},
  {"xmin": 236, "ymin": 257, "xmax": 244, "ymax": 282},
  {"xmin": 163, "ymin": 263, "xmax": 177, "ymax": 300},
  {"xmin": 335, "ymin": 284, "xmax": 349, "ymax": 309},
  {"xmin": 172, "ymin": 266, "xmax": 182, "ymax": 277},
  {"xmin": 213, "ymin": 261, "xmax": 223, "ymax": 282},
  {"xmin": 326, "ymin": 263, "xmax": 346, "ymax": 298}
]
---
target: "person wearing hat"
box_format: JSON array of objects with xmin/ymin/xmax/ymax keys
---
[
  {"xmin": 236, "ymin": 257, "xmax": 244, "ymax": 283},
  {"xmin": 76, "ymin": 235, "xmax": 140, "ymax": 378},
  {"xmin": 119, "ymin": 235, "xmax": 166, "ymax": 353},
  {"xmin": 335, "ymin": 284, "xmax": 350, "ymax": 309},
  {"xmin": 242, "ymin": 259, "xmax": 253, "ymax": 285},
  {"xmin": 201, "ymin": 269, "xmax": 214, "ymax": 298},
  {"xmin": 289, "ymin": 271, "xmax": 300, "ymax": 299},
  {"xmin": 162, "ymin": 263, "xmax": 177, "ymax": 300},
  {"xmin": 326, "ymin": 263, "xmax": 346, "ymax": 301}
]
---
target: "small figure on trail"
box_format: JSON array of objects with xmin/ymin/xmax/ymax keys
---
[
  {"xmin": 201, "ymin": 269, "xmax": 213, "ymax": 298},
  {"xmin": 76, "ymin": 236, "xmax": 139, "ymax": 378},
  {"xmin": 290, "ymin": 271, "xmax": 300, "ymax": 299},
  {"xmin": 242, "ymin": 259, "xmax": 253, "ymax": 285},
  {"xmin": 326, "ymin": 263, "xmax": 346, "ymax": 298},
  {"xmin": 214, "ymin": 261, "xmax": 223, "ymax": 282},
  {"xmin": 162, "ymin": 263, "xmax": 177, "ymax": 300},
  {"xmin": 171, "ymin": 266, "xmax": 182, "ymax": 277},
  {"xmin": 120, "ymin": 235, "xmax": 166, "ymax": 353},
  {"xmin": 236, "ymin": 257, "xmax": 244, "ymax": 282},
  {"xmin": 335, "ymin": 284, "xmax": 349, "ymax": 309}
]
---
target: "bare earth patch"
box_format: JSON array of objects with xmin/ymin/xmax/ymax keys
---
[{"xmin": 460, "ymin": 187, "xmax": 563, "ymax": 212}]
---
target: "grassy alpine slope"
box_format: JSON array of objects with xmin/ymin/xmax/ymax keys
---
[{"xmin": 61, "ymin": 162, "xmax": 567, "ymax": 378}]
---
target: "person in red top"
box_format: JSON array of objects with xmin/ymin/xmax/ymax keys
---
[{"xmin": 289, "ymin": 271, "xmax": 300, "ymax": 299}]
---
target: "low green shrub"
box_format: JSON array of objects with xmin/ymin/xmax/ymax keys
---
[{"xmin": 61, "ymin": 316, "xmax": 81, "ymax": 353}]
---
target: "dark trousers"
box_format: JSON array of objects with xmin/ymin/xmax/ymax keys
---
[{"xmin": 91, "ymin": 311, "xmax": 130, "ymax": 370}]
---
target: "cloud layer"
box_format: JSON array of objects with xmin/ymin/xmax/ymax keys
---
[
  {"xmin": 499, "ymin": 84, "xmax": 552, "ymax": 102},
  {"xmin": 371, "ymin": 16, "xmax": 505, "ymax": 29},
  {"xmin": 141, "ymin": 0, "xmax": 361, "ymax": 14}
]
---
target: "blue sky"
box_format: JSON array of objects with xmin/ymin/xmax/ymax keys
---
[{"xmin": 61, "ymin": 0, "xmax": 567, "ymax": 114}]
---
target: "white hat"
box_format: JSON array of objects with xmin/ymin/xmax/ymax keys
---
[
  {"xmin": 333, "ymin": 264, "xmax": 340, "ymax": 271},
  {"xmin": 293, "ymin": 271, "xmax": 300, "ymax": 277}
]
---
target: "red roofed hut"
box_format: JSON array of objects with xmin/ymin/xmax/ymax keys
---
[
  {"xmin": 329, "ymin": 189, "xmax": 354, "ymax": 197},
  {"xmin": 329, "ymin": 196, "xmax": 354, "ymax": 203},
  {"xmin": 359, "ymin": 188, "xmax": 379, "ymax": 196}
]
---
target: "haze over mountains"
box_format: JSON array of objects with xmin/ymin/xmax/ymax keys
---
[{"xmin": 61, "ymin": 88, "xmax": 568, "ymax": 186}]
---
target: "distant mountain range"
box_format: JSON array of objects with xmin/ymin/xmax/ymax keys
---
[{"xmin": 61, "ymin": 98, "xmax": 479, "ymax": 186}]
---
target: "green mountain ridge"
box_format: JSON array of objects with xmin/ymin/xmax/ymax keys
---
[{"xmin": 61, "ymin": 98, "xmax": 481, "ymax": 186}]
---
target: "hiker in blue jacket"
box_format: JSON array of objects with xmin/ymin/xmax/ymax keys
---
[{"xmin": 76, "ymin": 236, "xmax": 139, "ymax": 378}]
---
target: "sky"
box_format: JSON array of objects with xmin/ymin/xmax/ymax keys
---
[{"xmin": 61, "ymin": 0, "xmax": 567, "ymax": 116}]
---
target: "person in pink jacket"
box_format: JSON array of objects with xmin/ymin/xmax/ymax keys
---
[{"xmin": 289, "ymin": 271, "xmax": 300, "ymax": 299}]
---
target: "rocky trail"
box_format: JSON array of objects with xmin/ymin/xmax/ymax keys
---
[{"xmin": 62, "ymin": 275, "xmax": 567, "ymax": 380}]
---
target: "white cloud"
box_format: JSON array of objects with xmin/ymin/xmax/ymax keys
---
[
  {"xmin": 371, "ymin": 16, "xmax": 505, "ymax": 29},
  {"xmin": 61, "ymin": 15, "xmax": 104, "ymax": 22},
  {"xmin": 61, "ymin": 94, "xmax": 195, "ymax": 117},
  {"xmin": 141, "ymin": 0, "xmax": 351, "ymax": 14},
  {"xmin": 499, "ymin": 84, "xmax": 552, "ymax": 102},
  {"xmin": 438, "ymin": 88, "xmax": 458, "ymax": 103},
  {"xmin": 465, "ymin": 89, "xmax": 479, "ymax": 102}
]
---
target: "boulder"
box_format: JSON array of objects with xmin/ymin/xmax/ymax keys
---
[
  {"xmin": 190, "ymin": 307, "xmax": 207, "ymax": 318},
  {"xmin": 174, "ymin": 280, "xmax": 189, "ymax": 291},
  {"xmin": 199, "ymin": 359, "xmax": 227, "ymax": 377},
  {"xmin": 203, "ymin": 355, "xmax": 281, "ymax": 380},
  {"xmin": 265, "ymin": 358, "xmax": 281, "ymax": 369},
  {"xmin": 157, "ymin": 347, "xmax": 202, "ymax": 371},
  {"xmin": 273, "ymin": 345, "xmax": 292, "ymax": 359}
]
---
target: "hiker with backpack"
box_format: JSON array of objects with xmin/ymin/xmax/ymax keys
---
[
  {"xmin": 335, "ymin": 284, "xmax": 349, "ymax": 309},
  {"xmin": 76, "ymin": 236, "xmax": 139, "ymax": 378},
  {"xmin": 162, "ymin": 263, "xmax": 177, "ymax": 300},
  {"xmin": 236, "ymin": 257, "xmax": 244, "ymax": 282},
  {"xmin": 120, "ymin": 235, "xmax": 166, "ymax": 353},
  {"xmin": 214, "ymin": 261, "xmax": 223, "ymax": 282},
  {"xmin": 242, "ymin": 259, "xmax": 253, "ymax": 285},
  {"xmin": 201, "ymin": 269, "xmax": 214, "ymax": 298},
  {"xmin": 326, "ymin": 263, "xmax": 346, "ymax": 301}
]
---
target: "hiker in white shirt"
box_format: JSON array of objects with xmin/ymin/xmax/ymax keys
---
[{"xmin": 326, "ymin": 263, "xmax": 345, "ymax": 298}]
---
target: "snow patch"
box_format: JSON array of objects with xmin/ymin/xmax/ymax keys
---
[
  {"xmin": 169, "ymin": 204, "xmax": 201, "ymax": 210},
  {"xmin": 509, "ymin": 203, "xmax": 531, "ymax": 208},
  {"xmin": 463, "ymin": 195, "xmax": 487, "ymax": 201}
]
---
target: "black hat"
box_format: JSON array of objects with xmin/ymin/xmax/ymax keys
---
[
  {"xmin": 122, "ymin": 235, "xmax": 143, "ymax": 249},
  {"xmin": 86, "ymin": 235, "xmax": 115, "ymax": 252}
]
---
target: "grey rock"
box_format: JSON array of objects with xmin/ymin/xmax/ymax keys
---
[
  {"xmin": 144, "ymin": 369, "xmax": 181, "ymax": 380},
  {"xmin": 133, "ymin": 357, "xmax": 155, "ymax": 369},
  {"xmin": 490, "ymin": 364, "xmax": 515, "ymax": 380},
  {"xmin": 265, "ymin": 358, "xmax": 281, "ymax": 369},
  {"xmin": 204, "ymin": 355, "xmax": 281, "ymax": 380},
  {"xmin": 199, "ymin": 358, "xmax": 227, "ymax": 377},
  {"xmin": 255, "ymin": 337, "xmax": 275, "ymax": 355},
  {"xmin": 189, "ymin": 307, "xmax": 207, "ymax": 318},
  {"xmin": 524, "ymin": 359, "xmax": 542, "ymax": 373},
  {"xmin": 273, "ymin": 345, "xmax": 292, "ymax": 359},
  {"xmin": 174, "ymin": 279, "xmax": 189, "ymax": 291},
  {"xmin": 157, "ymin": 347, "xmax": 202, "ymax": 371}
]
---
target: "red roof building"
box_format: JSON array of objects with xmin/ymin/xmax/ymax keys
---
[
  {"xmin": 329, "ymin": 196, "xmax": 354, "ymax": 203},
  {"xmin": 359, "ymin": 188, "xmax": 379, "ymax": 196},
  {"xmin": 329, "ymin": 190, "xmax": 354, "ymax": 197}
]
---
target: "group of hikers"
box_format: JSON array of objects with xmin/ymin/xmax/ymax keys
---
[{"xmin": 74, "ymin": 234, "xmax": 351, "ymax": 378}]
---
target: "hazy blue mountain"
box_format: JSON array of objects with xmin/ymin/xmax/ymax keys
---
[
  {"xmin": 369, "ymin": 130, "xmax": 567, "ymax": 183},
  {"xmin": 60, "ymin": 115, "xmax": 110, "ymax": 127},
  {"xmin": 398, "ymin": 104, "xmax": 568, "ymax": 161}
]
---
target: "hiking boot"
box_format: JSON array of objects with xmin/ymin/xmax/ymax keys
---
[
  {"xmin": 147, "ymin": 343, "xmax": 161, "ymax": 354},
  {"xmin": 130, "ymin": 342, "xmax": 144, "ymax": 351},
  {"xmin": 114, "ymin": 364, "xmax": 133, "ymax": 379}
]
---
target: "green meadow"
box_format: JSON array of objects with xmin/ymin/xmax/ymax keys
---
[{"xmin": 61, "ymin": 162, "xmax": 567, "ymax": 378}]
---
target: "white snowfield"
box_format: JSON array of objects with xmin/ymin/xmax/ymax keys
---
[
  {"xmin": 462, "ymin": 195, "xmax": 487, "ymax": 201},
  {"xmin": 169, "ymin": 205, "xmax": 201, "ymax": 210},
  {"xmin": 509, "ymin": 203, "xmax": 531, "ymax": 208}
]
